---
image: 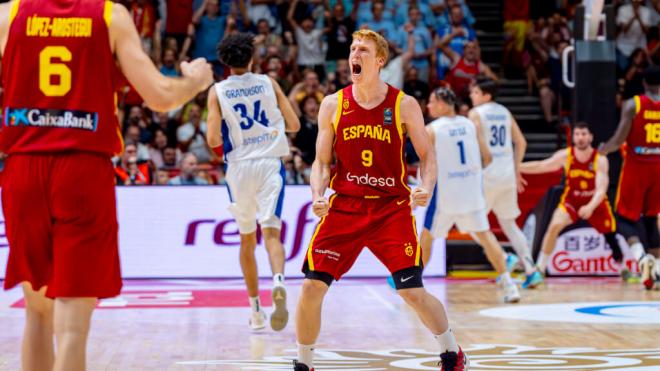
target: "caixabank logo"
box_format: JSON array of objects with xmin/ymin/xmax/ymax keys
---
[{"xmin": 177, "ymin": 344, "xmax": 660, "ymax": 370}]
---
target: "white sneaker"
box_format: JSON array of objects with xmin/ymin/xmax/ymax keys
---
[
  {"xmin": 249, "ymin": 310, "xmax": 267, "ymax": 331},
  {"xmin": 270, "ymin": 285, "xmax": 289, "ymax": 331},
  {"xmin": 502, "ymin": 281, "xmax": 521, "ymax": 303},
  {"xmin": 640, "ymin": 254, "xmax": 657, "ymax": 291}
]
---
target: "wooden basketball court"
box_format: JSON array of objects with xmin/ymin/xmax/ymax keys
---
[{"xmin": 0, "ymin": 277, "xmax": 659, "ymax": 370}]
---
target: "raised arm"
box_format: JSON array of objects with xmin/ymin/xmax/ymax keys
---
[
  {"xmin": 111, "ymin": 4, "xmax": 213, "ymax": 112},
  {"xmin": 519, "ymin": 149, "xmax": 568, "ymax": 174},
  {"xmin": 467, "ymin": 109, "xmax": 492, "ymax": 167},
  {"xmin": 310, "ymin": 94, "xmax": 338, "ymax": 217},
  {"xmin": 401, "ymin": 95, "xmax": 436, "ymax": 206},
  {"xmin": 270, "ymin": 77, "xmax": 301, "ymax": 133},
  {"xmin": 206, "ymin": 86, "xmax": 223, "ymax": 148},
  {"xmin": 287, "ymin": 0, "xmax": 300, "ymax": 30},
  {"xmin": 599, "ymin": 98, "xmax": 635, "ymax": 155}
]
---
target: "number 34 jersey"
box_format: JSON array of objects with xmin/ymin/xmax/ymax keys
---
[
  {"xmin": 1, "ymin": 0, "xmax": 122, "ymax": 156},
  {"xmin": 330, "ymin": 84, "xmax": 410, "ymax": 198},
  {"xmin": 214, "ymin": 73, "xmax": 288, "ymax": 163},
  {"xmin": 473, "ymin": 102, "xmax": 515, "ymax": 187}
]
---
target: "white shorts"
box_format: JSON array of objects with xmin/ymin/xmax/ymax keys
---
[
  {"xmin": 225, "ymin": 157, "xmax": 285, "ymax": 234},
  {"xmin": 430, "ymin": 209, "xmax": 490, "ymax": 239},
  {"xmin": 484, "ymin": 182, "xmax": 521, "ymax": 220}
]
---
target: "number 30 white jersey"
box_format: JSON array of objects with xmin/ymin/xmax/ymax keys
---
[
  {"xmin": 215, "ymin": 73, "xmax": 289, "ymax": 162},
  {"xmin": 473, "ymin": 102, "xmax": 515, "ymax": 187},
  {"xmin": 429, "ymin": 115, "xmax": 486, "ymax": 215}
]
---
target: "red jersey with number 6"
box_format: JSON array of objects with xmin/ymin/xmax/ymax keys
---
[
  {"xmin": 329, "ymin": 84, "xmax": 410, "ymax": 198},
  {"xmin": 627, "ymin": 95, "xmax": 660, "ymax": 162},
  {"xmin": 0, "ymin": 0, "xmax": 122, "ymax": 156}
]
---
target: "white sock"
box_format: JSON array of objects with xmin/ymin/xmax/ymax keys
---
[
  {"xmin": 630, "ymin": 242, "xmax": 646, "ymax": 262},
  {"xmin": 273, "ymin": 273, "xmax": 285, "ymax": 287},
  {"xmin": 499, "ymin": 219, "xmax": 536, "ymax": 275},
  {"xmin": 249, "ymin": 296, "xmax": 261, "ymax": 313},
  {"xmin": 434, "ymin": 328, "xmax": 459, "ymax": 353},
  {"xmin": 499, "ymin": 271, "xmax": 514, "ymax": 286},
  {"xmin": 297, "ymin": 343, "xmax": 315, "ymax": 368},
  {"xmin": 537, "ymin": 252, "xmax": 551, "ymax": 273}
]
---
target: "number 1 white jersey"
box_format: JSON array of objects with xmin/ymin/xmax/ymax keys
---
[
  {"xmin": 429, "ymin": 115, "xmax": 486, "ymax": 215},
  {"xmin": 473, "ymin": 102, "xmax": 515, "ymax": 187},
  {"xmin": 214, "ymin": 73, "xmax": 289, "ymax": 162}
]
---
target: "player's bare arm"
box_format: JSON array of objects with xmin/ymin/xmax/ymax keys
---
[
  {"xmin": 401, "ymin": 95, "xmax": 436, "ymax": 207},
  {"xmin": 519, "ymin": 149, "xmax": 567, "ymax": 174},
  {"xmin": 110, "ymin": 3, "xmax": 213, "ymax": 112},
  {"xmin": 468, "ymin": 109, "xmax": 493, "ymax": 168},
  {"xmin": 599, "ymin": 98, "xmax": 636, "ymax": 155},
  {"xmin": 206, "ymin": 86, "xmax": 223, "ymax": 148},
  {"xmin": 270, "ymin": 77, "xmax": 301, "ymax": 133},
  {"xmin": 579, "ymin": 154, "xmax": 610, "ymax": 219},
  {"xmin": 310, "ymin": 93, "xmax": 338, "ymax": 217},
  {"xmin": 511, "ymin": 115, "xmax": 528, "ymax": 191}
]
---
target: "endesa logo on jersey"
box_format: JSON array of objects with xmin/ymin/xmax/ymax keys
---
[
  {"xmin": 346, "ymin": 172, "xmax": 396, "ymax": 187},
  {"xmin": 3, "ymin": 107, "xmax": 98, "ymax": 131}
]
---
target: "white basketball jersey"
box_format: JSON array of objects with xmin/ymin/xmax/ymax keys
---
[
  {"xmin": 215, "ymin": 73, "xmax": 289, "ymax": 162},
  {"xmin": 474, "ymin": 102, "xmax": 515, "ymax": 186},
  {"xmin": 430, "ymin": 115, "xmax": 486, "ymax": 215}
]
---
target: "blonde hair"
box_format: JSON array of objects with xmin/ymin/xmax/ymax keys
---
[{"xmin": 351, "ymin": 29, "xmax": 389, "ymax": 64}]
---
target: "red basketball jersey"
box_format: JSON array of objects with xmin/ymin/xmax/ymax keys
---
[
  {"xmin": 627, "ymin": 95, "xmax": 660, "ymax": 162},
  {"xmin": 330, "ymin": 84, "xmax": 410, "ymax": 198},
  {"xmin": 561, "ymin": 146, "xmax": 598, "ymax": 204},
  {"xmin": 0, "ymin": 0, "xmax": 122, "ymax": 156}
]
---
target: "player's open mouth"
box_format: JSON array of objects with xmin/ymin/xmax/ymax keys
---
[{"xmin": 352, "ymin": 63, "xmax": 362, "ymax": 76}]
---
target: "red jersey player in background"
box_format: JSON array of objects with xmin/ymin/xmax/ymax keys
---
[
  {"xmin": 293, "ymin": 30, "xmax": 467, "ymax": 371},
  {"xmin": 520, "ymin": 123, "xmax": 624, "ymax": 274},
  {"xmin": 0, "ymin": 1, "xmax": 213, "ymax": 370},
  {"xmin": 600, "ymin": 66, "xmax": 660, "ymax": 290}
]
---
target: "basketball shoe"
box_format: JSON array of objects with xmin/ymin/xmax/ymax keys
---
[
  {"xmin": 293, "ymin": 360, "xmax": 313, "ymax": 371},
  {"xmin": 505, "ymin": 253, "xmax": 520, "ymax": 273},
  {"xmin": 502, "ymin": 280, "xmax": 521, "ymax": 303},
  {"xmin": 249, "ymin": 310, "xmax": 267, "ymax": 330},
  {"xmin": 522, "ymin": 271, "xmax": 543, "ymax": 289},
  {"xmin": 639, "ymin": 254, "xmax": 657, "ymax": 290},
  {"xmin": 439, "ymin": 347, "xmax": 469, "ymax": 371},
  {"xmin": 270, "ymin": 286, "xmax": 289, "ymax": 331}
]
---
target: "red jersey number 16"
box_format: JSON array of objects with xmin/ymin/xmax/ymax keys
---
[
  {"xmin": 645, "ymin": 123, "xmax": 660, "ymax": 144},
  {"xmin": 39, "ymin": 46, "xmax": 72, "ymax": 97}
]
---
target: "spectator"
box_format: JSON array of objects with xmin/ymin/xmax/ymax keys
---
[
  {"xmin": 403, "ymin": 67, "xmax": 430, "ymax": 118},
  {"xmin": 431, "ymin": 0, "xmax": 475, "ymax": 29},
  {"xmin": 620, "ymin": 48, "xmax": 650, "ymax": 101},
  {"xmin": 149, "ymin": 128, "xmax": 182, "ymax": 168},
  {"xmin": 616, "ymin": 0, "xmax": 652, "ymax": 72},
  {"xmin": 288, "ymin": 0, "xmax": 326, "ymax": 80},
  {"xmin": 168, "ymin": 153, "xmax": 209, "ymax": 185},
  {"xmin": 177, "ymin": 103, "xmax": 213, "ymax": 163},
  {"xmin": 524, "ymin": 23, "xmax": 556, "ymax": 125},
  {"xmin": 435, "ymin": 4, "xmax": 477, "ymax": 79},
  {"xmin": 161, "ymin": 146, "xmax": 180, "ymax": 170},
  {"xmin": 125, "ymin": 124, "xmax": 151, "ymax": 161},
  {"xmin": 326, "ymin": 3, "xmax": 358, "ymax": 71},
  {"xmin": 115, "ymin": 141, "xmax": 152, "ymax": 186},
  {"xmin": 442, "ymin": 41, "xmax": 498, "ymax": 100},
  {"xmin": 288, "ymin": 69, "xmax": 325, "ymax": 116},
  {"xmin": 254, "ymin": 18, "xmax": 284, "ymax": 62},
  {"xmin": 150, "ymin": 111, "xmax": 179, "ymax": 145},
  {"xmin": 246, "ymin": 0, "xmax": 279, "ymax": 30},
  {"xmin": 182, "ymin": 0, "xmax": 230, "ymax": 75},
  {"xmin": 394, "ymin": 0, "xmax": 435, "ymax": 29},
  {"xmin": 155, "ymin": 168, "xmax": 172, "ymax": 185},
  {"xmin": 403, "ymin": 6, "xmax": 433, "ymax": 83},
  {"xmin": 159, "ymin": 48, "xmax": 180, "ymax": 76},
  {"xmin": 503, "ymin": 0, "xmax": 531, "ymax": 73},
  {"xmin": 129, "ymin": 0, "xmax": 158, "ymax": 53},
  {"xmin": 361, "ymin": 1, "xmax": 397, "ymax": 43},
  {"xmin": 648, "ymin": 25, "xmax": 660, "ymax": 64},
  {"xmin": 380, "ymin": 27, "xmax": 416, "ymax": 89},
  {"xmin": 263, "ymin": 54, "xmax": 293, "ymax": 93},
  {"xmin": 165, "ymin": 0, "xmax": 193, "ymax": 48},
  {"xmin": 330, "ymin": 59, "xmax": 351, "ymax": 91},
  {"xmin": 293, "ymin": 94, "xmax": 320, "ymax": 165}
]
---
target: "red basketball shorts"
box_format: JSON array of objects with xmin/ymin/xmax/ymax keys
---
[
  {"xmin": 303, "ymin": 194, "xmax": 421, "ymax": 281},
  {"xmin": 2, "ymin": 153, "xmax": 122, "ymax": 298},
  {"xmin": 561, "ymin": 197, "xmax": 616, "ymax": 234},
  {"xmin": 615, "ymin": 159, "xmax": 660, "ymax": 221}
]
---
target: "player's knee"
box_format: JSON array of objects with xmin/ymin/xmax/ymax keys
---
[
  {"xmin": 25, "ymin": 299, "xmax": 53, "ymax": 322},
  {"xmin": 300, "ymin": 279, "xmax": 328, "ymax": 304},
  {"xmin": 261, "ymin": 227, "xmax": 282, "ymax": 243},
  {"xmin": 398, "ymin": 287, "xmax": 426, "ymax": 307}
]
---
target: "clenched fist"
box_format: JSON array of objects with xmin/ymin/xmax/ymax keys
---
[
  {"xmin": 411, "ymin": 187, "xmax": 430, "ymax": 207},
  {"xmin": 312, "ymin": 197, "xmax": 329, "ymax": 218}
]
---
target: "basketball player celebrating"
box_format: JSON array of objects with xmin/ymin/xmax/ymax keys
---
[
  {"xmin": 293, "ymin": 30, "xmax": 468, "ymax": 371},
  {"xmin": 0, "ymin": 1, "xmax": 213, "ymax": 370},
  {"xmin": 520, "ymin": 123, "xmax": 624, "ymax": 273},
  {"xmin": 469, "ymin": 77, "xmax": 543, "ymax": 289},
  {"xmin": 425, "ymin": 87, "xmax": 521, "ymax": 304},
  {"xmin": 600, "ymin": 66, "xmax": 660, "ymax": 290},
  {"xmin": 207, "ymin": 33, "xmax": 300, "ymax": 331}
]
